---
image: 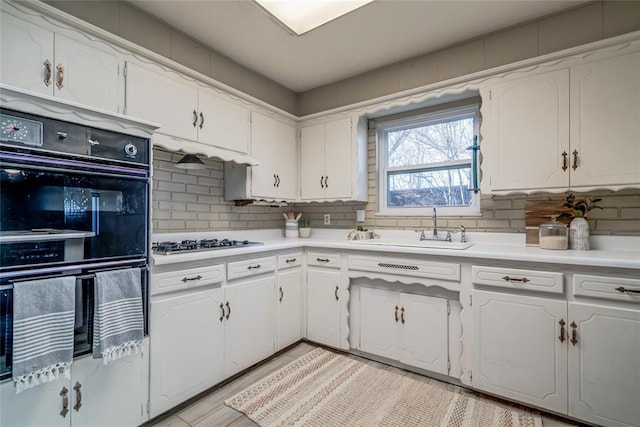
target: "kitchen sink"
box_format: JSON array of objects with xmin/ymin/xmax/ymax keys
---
[{"xmin": 349, "ymin": 239, "xmax": 474, "ymax": 250}]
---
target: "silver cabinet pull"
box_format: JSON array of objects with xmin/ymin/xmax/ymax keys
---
[
  {"xmin": 88, "ymin": 139, "xmax": 100, "ymax": 146},
  {"xmin": 44, "ymin": 60, "xmax": 52, "ymax": 87},
  {"xmin": 60, "ymin": 386, "xmax": 69, "ymax": 418},
  {"xmin": 57, "ymin": 131, "xmax": 68, "ymax": 140},
  {"xmin": 615, "ymin": 286, "xmax": 640, "ymax": 295},
  {"xmin": 73, "ymin": 382, "xmax": 82, "ymax": 412},
  {"xmin": 181, "ymin": 275, "xmax": 202, "ymax": 283},
  {"xmin": 502, "ymin": 276, "xmax": 530, "ymax": 283},
  {"xmin": 219, "ymin": 302, "xmax": 225, "ymax": 322},
  {"xmin": 56, "ymin": 64, "xmax": 64, "ymax": 89},
  {"xmin": 193, "ymin": 110, "xmax": 198, "ymax": 127}
]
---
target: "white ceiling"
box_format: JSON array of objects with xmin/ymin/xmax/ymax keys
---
[{"xmin": 129, "ymin": 0, "xmax": 585, "ymax": 92}]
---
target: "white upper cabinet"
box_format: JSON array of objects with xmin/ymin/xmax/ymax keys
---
[
  {"xmin": 481, "ymin": 49, "xmax": 640, "ymax": 194},
  {"xmin": 1, "ymin": 13, "xmax": 120, "ymax": 113},
  {"xmin": 300, "ymin": 117, "xmax": 365, "ymax": 201},
  {"xmin": 480, "ymin": 69, "xmax": 570, "ymax": 193},
  {"xmin": 569, "ymin": 51, "xmax": 640, "ymax": 191},
  {"xmin": 125, "ymin": 61, "xmax": 250, "ymax": 155},
  {"xmin": 249, "ymin": 111, "xmax": 297, "ymax": 200}
]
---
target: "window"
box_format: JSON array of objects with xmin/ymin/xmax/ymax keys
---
[{"xmin": 377, "ymin": 102, "xmax": 480, "ymax": 216}]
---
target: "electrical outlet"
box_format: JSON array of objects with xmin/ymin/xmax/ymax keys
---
[{"xmin": 324, "ymin": 214, "xmax": 331, "ymax": 225}]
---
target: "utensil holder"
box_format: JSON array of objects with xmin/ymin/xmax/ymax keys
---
[{"xmin": 285, "ymin": 219, "xmax": 299, "ymax": 238}]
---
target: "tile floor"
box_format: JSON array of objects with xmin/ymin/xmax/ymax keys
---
[{"xmin": 149, "ymin": 342, "xmax": 579, "ymax": 427}]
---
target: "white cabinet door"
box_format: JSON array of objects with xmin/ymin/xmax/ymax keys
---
[
  {"xmin": 306, "ymin": 268, "xmax": 341, "ymax": 347},
  {"xmin": 399, "ymin": 293, "xmax": 448, "ymax": 375},
  {"xmin": 323, "ymin": 117, "xmax": 352, "ymax": 199},
  {"xmin": 53, "ymin": 34, "xmax": 120, "ymax": 113},
  {"xmin": 570, "ymin": 51, "xmax": 640, "ymax": 190},
  {"xmin": 125, "ymin": 61, "xmax": 198, "ymax": 141},
  {"xmin": 0, "ymin": 13, "xmax": 54, "ymax": 96},
  {"xmin": 300, "ymin": 123, "xmax": 326, "ymax": 200},
  {"xmin": 472, "ymin": 290, "xmax": 567, "ymax": 414},
  {"xmin": 276, "ymin": 267, "xmax": 303, "ymax": 350},
  {"xmin": 198, "ymin": 88, "xmax": 250, "ymax": 154},
  {"xmin": 360, "ymin": 287, "xmax": 399, "ymax": 360},
  {"xmin": 71, "ymin": 340, "xmax": 148, "ymax": 427},
  {"xmin": 149, "ymin": 287, "xmax": 224, "ymax": 418},
  {"xmin": 0, "ymin": 376, "xmax": 67, "ymax": 427},
  {"xmin": 224, "ymin": 276, "xmax": 275, "ymax": 377},
  {"xmin": 482, "ymin": 69, "xmax": 570, "ymax": 193},
  {"xmin": 568, "ymin": 303, "xmax": 640, "ymax": 427},
  {"xmin": 250, "ymin": 112, "xmax": 279, "ymax": 199},
  {"xmin": 273, "ymin": 120, "xmax": 298, "ymax": 199}
]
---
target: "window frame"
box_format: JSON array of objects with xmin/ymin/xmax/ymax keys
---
[{"xmin": 376, "ymin": 103, "xmax": 481, "ymax": 217}]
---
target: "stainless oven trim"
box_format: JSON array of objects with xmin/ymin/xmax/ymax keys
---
[{"xmin": 0, "ymin": 258, "xmax": 149, "ymax": 283}]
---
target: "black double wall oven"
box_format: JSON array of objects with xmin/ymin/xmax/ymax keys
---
[{"xmin": 0, "ymin": 108, "xmax": 151, "ymax": 380}]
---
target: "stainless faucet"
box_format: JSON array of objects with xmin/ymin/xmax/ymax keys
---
[{"xmin": 432, "ymin": 206, "xmax": 438, "ymax": 239}]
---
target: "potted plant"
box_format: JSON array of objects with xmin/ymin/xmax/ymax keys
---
[
  {"xmin": 356, "ymin": 225, "xmax": 373, "ymax": 240},
  {"xmin": 558, "ymin": 193, "xmax": 602, "ymax": 250},
  {"xmin": 298, "ymin": 218, "xmax": 311, "ymax": 238}
]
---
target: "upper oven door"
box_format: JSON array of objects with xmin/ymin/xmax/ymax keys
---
[{"xmin": 0, "ymin": 152, "xmax": 149, "ymax": 271}]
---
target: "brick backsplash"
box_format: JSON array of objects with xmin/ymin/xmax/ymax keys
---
[{"xmin": 153, "ymin": 141, "xmax": 640, "ymax": 235}]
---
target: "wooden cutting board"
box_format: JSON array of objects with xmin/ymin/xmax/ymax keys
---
[{"xmin": 524, "ymin": 199, "xmax": 571, "ymax": 246}]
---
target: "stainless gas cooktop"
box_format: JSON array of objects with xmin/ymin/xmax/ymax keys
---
[{"xmin": 152, "ymin": 239, "xmax": 263, "ymax": 255}]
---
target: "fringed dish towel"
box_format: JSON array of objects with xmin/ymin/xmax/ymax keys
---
[
  {"xmin": 92, "ymin": 268, "xmax": 143, "ymax": 364},
  {"xmin": 12, "ymin": 276, "xmax": 76, "ymax": 394}
]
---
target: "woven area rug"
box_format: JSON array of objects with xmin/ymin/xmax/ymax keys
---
[{"xmin": 225, "ymin": 348, "xmax": 543, "ymax": 427}]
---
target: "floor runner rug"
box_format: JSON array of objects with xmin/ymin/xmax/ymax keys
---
[{"xmin": 225, "ymin": 348, "xmax": 543, "ymax": 427}]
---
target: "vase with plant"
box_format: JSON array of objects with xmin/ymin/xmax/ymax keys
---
[
  {"xmin": 298, "ymin": 218, "xmax": 311, "ymax": 238},
  {"xmin": 356, "ymin": 225, "xmax": 373, "ymax": 240},
  {"xmin": 558, "ymin": 193, "xmax": 602, "ymax": 250}
]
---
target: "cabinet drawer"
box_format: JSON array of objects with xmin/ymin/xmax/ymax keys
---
[
  {"xmin": 349, "ymin": 255, "xmax": 460, "ymax": 282},
  {"xmin": 278, "ymin": 252, "xmax": 303, "ymax": 270},
  {"xmin": 227, "ymin": 256, "xmax": 275, "ymax": 280},
  {"xmin": 471, "ymin": 266, "xmax": 563, "ymax": 294},
  {"xmin": 151, "ymin": 264, "xmax": 225, "ymax": 296},
  {"xmin": 307, "ymin": 252, "xmax": 340, "ymax": 268},
  {"xmin": 573, "ymin": 274, "xmax": 640, "ymax": 303}
]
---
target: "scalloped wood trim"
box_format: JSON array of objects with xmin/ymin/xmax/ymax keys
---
[{"xmin": 152, "ymin": 133, "xmax": 260, "ymax": 165}]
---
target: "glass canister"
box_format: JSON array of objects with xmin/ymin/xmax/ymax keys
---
[{"xmin": 539, "ymin": 216, "xmax": 568, "ymax": 250}]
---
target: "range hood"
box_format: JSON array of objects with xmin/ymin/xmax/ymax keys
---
[{"xmin": 153, "ymin": 133, "xmax": 260, "ymax": 166}]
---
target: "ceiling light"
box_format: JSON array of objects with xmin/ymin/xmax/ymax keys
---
[
  {"xmin": 255, "ymin": 0, "xmax": 373, "ymax": 35},
  {"xmin": 175, "ymin": 154, "xmax": 206, "ymax": 169}
]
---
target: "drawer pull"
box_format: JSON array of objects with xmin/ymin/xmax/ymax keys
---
[
  {"xmin": 558, "ymin": 319, "xmax": 566, "ymax": 343},
  {"xmin": 502, "ymin": 275, "xmax": 530, "ymax": 283},
  {"xmin": 378, "ymin": 263, "xmax": 419, "ymax": 271},
  {"xmin": 615, "ymin": 286, "xmax": 640, "ymax": 295},
  {"xmin": 226, "ymin": 301, "xmax": 231, "ymax": 320},
  {"xmin": 181, "ymin": 275, "xmax": 203, "ymax": 283},
  {"xmin": 316, "ymin": 258, "xmax": 330, "ymax": 263},
  {"xmin": 394, "ymin": 305, "xmax": 399, "ymax": 322},
  {"xmin": 570, "ymin": 321, "xmax": 578, "ymax": 346},
  {"xmin": 219, "ymin": 303, "xmax": 225, "ymax": 322},
  {"xmin": 285, "ymin": 258, "xmax": 297, "ymax": 264},
  {"xmin": 334, "ymin": 285, "xmax": 339, "ymax": 301},
  {"xmin": 247, "ymin": 264, "xmax": 261, "ymax": 270},
  {"xmin": 400, "ymin": 306, "xmax": 405, "ymax": 324},
  {"xmin": 279, "ymin": 286, "xmax": 284, "ymax": 302}
]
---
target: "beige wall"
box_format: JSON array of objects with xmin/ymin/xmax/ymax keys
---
[
  {"xmin": 297, "ymin": 1, "xmax": 640, "ymax": 116},
  {"xmin": 44, "ymin": 0, "xmax": 297, "ymax": 114}
]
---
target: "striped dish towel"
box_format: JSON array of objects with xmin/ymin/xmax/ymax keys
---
[
  {"xmin": 92, "ymin": 268, "xmax": 143, "ymax": 363},
  {"xmin": 12, "ymin": 276, "xmax": 76, "ymax": 394}
]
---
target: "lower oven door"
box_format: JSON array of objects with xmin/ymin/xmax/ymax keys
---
[
  {"xmin": 0, "ymin": 151, "xmax": 149, "ymax": 271},
  {"xmin": 0, "ymin": 261, "xmax": 148, "ymax": 381}
]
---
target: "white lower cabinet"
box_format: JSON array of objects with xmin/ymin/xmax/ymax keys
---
[
  {"xmin": 224, "ymin": 276, "xmax": 275, "ymax": 377},
  {"xmin": 0, "ymin": 339, "xmax": 149, "ymax": 427},
  {"xmin": 568, "ymin": 303, "xmax": 640, "ymax": 427},
  {"xmin": 360, "ymin": 287, "xmax": 449, "ymax": 374},
  {"xmin": 276, "ymin": 254, "xmax": 303, "ymax": 350},
  {"xmin": 473, "ymin": 289, "xmax": 640, "ymax": 427},
  {"xmin": 149, "ymin": 287, "xmax": 225, "ymax": 418},
  {"xmin": 306, "ymin": 267, "xmax": 342, "ymax": 348}
]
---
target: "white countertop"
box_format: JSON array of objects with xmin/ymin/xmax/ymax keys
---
[{"xmin": 151, "ymin": 229, "xmax": 640, "ymax": 270}]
